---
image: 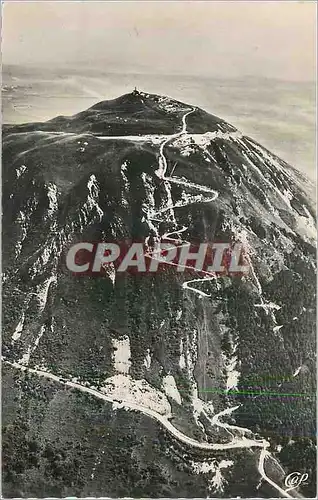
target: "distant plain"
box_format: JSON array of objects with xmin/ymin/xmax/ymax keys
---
[{"xmin": 2, "ymin": 65, "xmax": 316, "ymax": 182}]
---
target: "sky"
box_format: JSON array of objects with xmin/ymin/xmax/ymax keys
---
[{"xmin": 2, "ymin": 1, "xmax": 317, "ymax": 81}]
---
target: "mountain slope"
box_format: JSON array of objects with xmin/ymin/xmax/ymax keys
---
[{"xmin": 2, "ymin": 91, "xmax": 316, "ymax": 498}]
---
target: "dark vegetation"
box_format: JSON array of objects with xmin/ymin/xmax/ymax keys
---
[{"xmin": 2, "ymin": 91, "xmax": 316, "ymax": 497}]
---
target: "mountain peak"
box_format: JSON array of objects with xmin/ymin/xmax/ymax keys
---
[
  {"xmin": 2, "ymin": 90, "xmax": 316, "ymax": 498},
  {"xmin": 4, "ymin": 91, "xmax": 238, "ymax": 137}
]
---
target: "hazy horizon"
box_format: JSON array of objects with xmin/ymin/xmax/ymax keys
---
[
  {"xmin": 2, "ymin": 1, "xmax": 316, "ymax": 181},
  {"xmin": 2, "ymin": 1, "xmax": 317, "ymax": 82}
]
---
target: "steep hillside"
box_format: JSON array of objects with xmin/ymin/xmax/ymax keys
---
[{"xmin": 2, "ymin": 91, "xmax": 316, "ymax": 498}]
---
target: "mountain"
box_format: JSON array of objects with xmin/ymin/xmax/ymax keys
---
[{"xmin": 2, "ymin": 90, "xmax": 316, "ymax": 498}]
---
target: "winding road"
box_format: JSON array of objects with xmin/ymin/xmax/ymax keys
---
[
  {"xmin": 6, "ymin": 106, "xmax": 293, "ymax": 498},
  {"xmin": 142, "ymin": 106, "xmax": 221, "ymax": 297},
  {"xmin": 4, "ymin": 357, "xmax": 291, "ymax": 498}
]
